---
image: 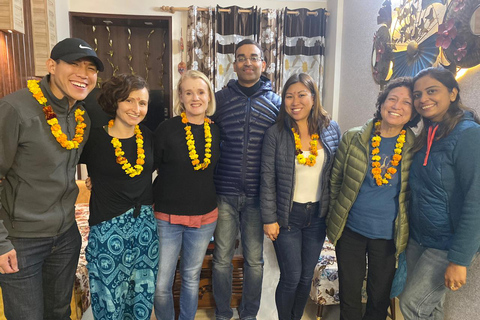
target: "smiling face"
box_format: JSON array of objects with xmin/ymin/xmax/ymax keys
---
[
  {"xmin": 380, "ymin": 86, "xmax": 413, "ymax": 131},
  {"xmin": 284, "ymin": 82, "xmax": 314, "ymax": 125},
  {"xmin": 413, "ymin": 75, "xmax": 458, "ymax": 122},
  {"xmin": 233, "ymin": 44, "xmax": 266, "ymax": 87},
  {"xmin": 47, "ymin": 57, "xmax": 98, "ymax": 108},
  {"xmin": 115, "ymin": 88, "xmax": 149, "ymax": 128},
  {"xmin": 179, "ymin": 77, "xmax": 211, "ymax": 124}
]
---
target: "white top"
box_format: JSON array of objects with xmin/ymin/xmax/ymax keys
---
[{"xmin": 293, "ymin": 148, "xmax": 325, "ymax": 203}]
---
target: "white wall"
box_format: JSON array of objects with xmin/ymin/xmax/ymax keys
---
[{"xmin": 58, "ymin": 0, "xmax": 327, "ymax": 96}]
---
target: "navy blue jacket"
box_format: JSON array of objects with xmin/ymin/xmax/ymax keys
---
[
  {"xmin": 409, "ymin": 113, "xmax": 480, "ymax": 266},
  {"xmin": 260, "ymin": 119, "xmax": 341, "ymax": 227},
  {"xmin": 212, "ymin": 77, "xmax": 281, "ymax": 197}
]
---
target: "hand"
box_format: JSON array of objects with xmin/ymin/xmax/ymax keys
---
[
  {"xmin": 445, "ymin": 262, "xmax": 467, "ymax": 291},
  {"xmin": 0, "ymin": 249, "xmax": 19, "ymax": 274},
  {"xmin": 85, "ymin": 177, "xmax": 92, "ymax": 191},
  {"xmin": 264, "ymin": 223, "xmax": 280, "ymax": 241}
]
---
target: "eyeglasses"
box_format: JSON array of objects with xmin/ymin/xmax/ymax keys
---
[{"xmin": 235, "ymin": 56, "xmax": 263, "ymax": 63}]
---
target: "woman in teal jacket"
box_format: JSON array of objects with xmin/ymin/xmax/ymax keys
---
[
  {"xmin": 399, "ymin": 68, "xmax": 480, "ymax": 320},
  {"xmin": 327, "ymin": 77, "xmax": 419, "ymax": 320}
]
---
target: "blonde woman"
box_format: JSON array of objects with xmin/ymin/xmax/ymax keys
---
[{"xmin": 153, "ymin": 70, "xmax": 220, "ymax": 320}]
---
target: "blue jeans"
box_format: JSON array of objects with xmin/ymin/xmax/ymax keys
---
[
  {"xmin": 154, "ymin": 219, "xmax": 217, "ymax": 320},
  {"xmin": 0, "ymin": 222, "xmax": 81, "ymax": 320},
  {"xmin": 212, "ymin": 195, "xmax": 264, "ymax": 320},
  {"xmin": 273, "ymin": 202, "xmax": 326, "ymax": 320},
  {"xmin": 399, "ymin": 239, "xmax": 449, "ymax": 320}
]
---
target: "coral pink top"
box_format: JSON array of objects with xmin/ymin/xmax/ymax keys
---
[{"xmin": 154, "ymin": 208, "xmax": 218, "ymax": 228}]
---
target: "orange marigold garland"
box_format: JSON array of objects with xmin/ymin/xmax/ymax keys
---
[
  {"xmin": 371, "ymin": 120, "xmax": 406, "ymax": 186},
  {"xmin": 108, "ymin": 120, "xmax": 145, "ymax": 178},
  {"xmin": 292, "ymin": 128, "xmax": 320, "ymax": 167},
  {"xmin": 27, "ymin": 80, "xmax": 86, "ymax": 150},
  {"xmin": 181, "ymin": 112, "xmax": 212, "ymax": 170}
]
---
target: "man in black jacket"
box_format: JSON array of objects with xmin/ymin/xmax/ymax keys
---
[{"xmin": 212, "ymin": 39, "xmax": 281, "ymax": 320}]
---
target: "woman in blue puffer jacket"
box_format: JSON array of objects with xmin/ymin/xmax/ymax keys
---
[
  {"xmin": 260, "ymin": 73, "xmax": 340, "ymax": 320},
  {"xmin": 399, "ymin": 67, "xmax": 480, "ymax": 320}
]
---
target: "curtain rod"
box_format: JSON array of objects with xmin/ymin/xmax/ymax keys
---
[{"xmin": 155, "ymin": 6, "xmax": 329, "ymax": 16}]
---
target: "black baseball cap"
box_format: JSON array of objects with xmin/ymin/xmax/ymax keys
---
[{"xmin": 50, "ymin": 38, "xmax": 104, "ymax": 72}]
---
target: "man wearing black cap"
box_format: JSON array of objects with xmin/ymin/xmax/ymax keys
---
[{"xmin": 0, "ymin": 38, "xmax": 103, "ymax": 319}]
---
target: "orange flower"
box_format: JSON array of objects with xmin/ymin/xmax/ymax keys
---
[
  {"xmin": 370, "ymin": 120, "xmax": 406, "ymax": 186},
  {"xmin": 109, "ymin": 119, "xmax": 145, "ymax": 177},
  {"xmin": 181, "ymin": 112, "xmax": 213, "ymax": 171},
  {"xmin": 28, "ymin": 80, "xmax": 86, "ymax": 150},
  {"xmin": 292, "ymin": 128, "xmax": 319, "ymax": 167}
]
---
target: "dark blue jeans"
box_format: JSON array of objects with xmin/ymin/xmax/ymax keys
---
[
  {"xmin": 0, "ymin": 222, "xmax": 81, "ymax": 320},
  {"xmin": 273, "ymin": 202, "xmax": 326, "ymax": 320},
  {"xmin": 213, "ymin": 195, "xmax": 264, "ymax": 320}
]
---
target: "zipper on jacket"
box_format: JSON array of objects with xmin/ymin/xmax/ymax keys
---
[
  {"xmin": 241, "ymin": 98, "xmax": 252, "ymax": 193},
  {"xmin": 57, "ymin": 109, "xmax": 75, "ymax": 233},
  {"xmin": 288, "ymin": 129, "xmax": 296, "ymax": 212}
]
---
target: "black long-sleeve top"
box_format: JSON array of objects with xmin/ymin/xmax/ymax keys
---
[
  {"xmin": 153, "ymin": 116, "xmax": 220, "ymax": 215},
  {"xmin": 80, "ymin": 124, "xmax": 154, "ymax": 226}
]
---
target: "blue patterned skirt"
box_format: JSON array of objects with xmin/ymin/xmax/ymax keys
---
[{"xmin": 86, "ymin": 205, "xmax": 159, "ymax": 320}]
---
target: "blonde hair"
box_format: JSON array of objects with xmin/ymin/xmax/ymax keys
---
[{"xmin": 174, "ymin": 70, "xmax": 216, "ymax": 116}]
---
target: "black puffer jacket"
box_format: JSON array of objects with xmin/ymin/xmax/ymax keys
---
[
  {"xmin": 213, "ymin": 77, "xmax": 281, "ymax": 197},
  {"xmin": 260, "ymin": 119, "xmax": 341, "ymax": 227}
]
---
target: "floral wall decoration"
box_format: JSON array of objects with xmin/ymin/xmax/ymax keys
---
[{"xmin": 371, "ymin": 0, "xmax": 480, "ymax": 83}]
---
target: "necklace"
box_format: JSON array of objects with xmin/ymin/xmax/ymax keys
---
[
  {"xmin": 371, "ymin": 120, "xmax": 406, "ymax": 186},
  {"xmin": 181, "ymin": 112, "xmax": 212, "ymax": 170},
  {"xmin": 292, "ymin": 128, "xmax": 319, "ymax": 166},
  {"xmin": 108, "ymin": 120, "xmax": 145, "ymax": 177},
  {"xmin": 27, "ymin": 80, "xmax": 86, "ymax": 150}
]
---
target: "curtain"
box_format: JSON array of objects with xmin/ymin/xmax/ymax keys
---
[
  {"xmin": 259, "ymin": 9, "xmax": 284, "ymax": 93},
  {"xmin": 186, "ymin": 6, "xmax": 216, "ymax": 84},
  {"xmin": 283, "ymin": 8, "xmax": 327, "ymax": 100},
  {"xmin": 186, "ymin": 6, "xmax": 328, "ymax": 95},
  {"xmin": 214, "ymin": 5, "xmax": 259, "ymax": 90}
]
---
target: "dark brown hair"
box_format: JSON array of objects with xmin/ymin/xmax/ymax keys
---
[
  {"xmin": 277, "ymin": 73, "xmax": 330, "ymax": 135},
  {"xmin": 412, "ymin": 67, "xmax": 480, "ymax": 152},
  {"xmin": 373, "ymin": 76, "xmax": 420, "ymax": 128},
  {"xmin": 98, "ymin": 74, "xmax": 149, "ymax": 117}
]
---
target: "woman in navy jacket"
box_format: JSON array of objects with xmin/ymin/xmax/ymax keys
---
[
  {"xmin": 260, "ymin": 73, "xmax": 340, "ymax": 320},
  {"xmin": 399, "ymin": 67, "xmax": 480, "ymax": 320}
]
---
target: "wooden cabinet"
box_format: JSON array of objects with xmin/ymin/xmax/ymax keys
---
[{"xmin": 70, "ymin": 12, "xmax": 173, "ymax": 129}]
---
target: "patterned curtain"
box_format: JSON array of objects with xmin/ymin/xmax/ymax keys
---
[
  {"xmin": 259, "ymin": 9, "xmax": 284, "ymax": 93},
  {"xmin": 186, "ymin": 6, "xmax": 216, "ymax": 83},
  {"xmin": 185, "ymin": 6, "xmax": 328, "ymax": 95},
  {"xmin": 283, "ymin": 8, "xmax": 327, "ymax": 101},
  {"xmin": 214, "ymin": 5, "xmax": 259, "ymax": 90}
]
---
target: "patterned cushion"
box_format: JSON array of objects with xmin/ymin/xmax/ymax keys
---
[{"xmin": 310, "ymin": 237, "xmax": 368, "ymax": 306}]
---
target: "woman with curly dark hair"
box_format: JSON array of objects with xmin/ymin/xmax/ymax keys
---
[
  {"xmin": 327, "ymin": 77, "xmax": 419, "ymax": 320},
  {"xmin": 80, "ymin": 73, "xmax": 158, "ymax": 320}
]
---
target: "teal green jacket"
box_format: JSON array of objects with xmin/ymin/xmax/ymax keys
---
[{"xmin": 326, "ymin": 119, "xmax": 415, "ymax": 258}]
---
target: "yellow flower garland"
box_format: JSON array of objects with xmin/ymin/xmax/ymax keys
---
[
  {"xmin": 292, "ymin": 128, "xmax": 319, "ymax": 167},
  {"xmin": 108, "ymin": 120, "xmax": 145, "ymax": 178},
  {"xmin": 371, "ymin": 120, "xmax": 406, "ymax": 186},
  {"xmin": 181, "ymin": 112, "xmax": 212, "ymax": 170},
  {"xmin": 27, "ymin": 80, "xmax": 86, "ymax": 150}
]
